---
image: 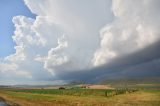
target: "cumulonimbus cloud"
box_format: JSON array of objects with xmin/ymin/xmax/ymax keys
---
[
  {"xmin": 0, "ymin": 0, "xmax": 160, "ymax": 84},
  {"xmin": 92, "ymin": 0, "xmax": 160, "ymax": 66}
]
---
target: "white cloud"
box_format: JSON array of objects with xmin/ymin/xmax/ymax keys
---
[
  {"xmin": 1, "ymin": 0, "xmax": 160, "ymax": 84},
  {"xmin": 22, "ymin": 0, "xmax": 113, "ymax": 75},
  {"xmin": 0, "ymin": 63, "xmax": 32, "ymax": 79},
  {"xmin": 92, "ymin": 0, "xmax": 160, "ymax": 66},
  {"xmin": 0, "ymin": 0, "xmax": 113, "ymax": 84},
  {"xmin": 44, "ymin": 35, "xmax": 70, "ymax": 75},
  {"xmin": 12, "ymin": 16, "xmax": 46, "ymax": 47},
  {"xmin": 5, "ymin": 45, "xmax": 26, "ymax": 62}
]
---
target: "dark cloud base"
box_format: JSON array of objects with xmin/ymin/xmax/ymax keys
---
[{"xmin": 55, "ymin": 41, "xmax": 160, "ymax": 83}]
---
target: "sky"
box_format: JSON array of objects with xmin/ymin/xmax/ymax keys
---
[
  {"xmin": 0, "ymin": 0, "xmax": 160, "ymax": 85},
  {"xmin": 0, "ymin": 0, "xmax": 36, "ymax": 57}
]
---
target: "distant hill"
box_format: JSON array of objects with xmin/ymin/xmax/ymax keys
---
[{"xmin": 99, "ymin": 77, "xmax": 160, "ymax": 84}]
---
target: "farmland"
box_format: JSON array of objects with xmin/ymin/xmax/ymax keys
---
[{"xmin": 0, "ymin": 86, "xmax": 160, "ymax": 106}]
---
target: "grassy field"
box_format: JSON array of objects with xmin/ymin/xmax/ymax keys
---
[{"xmin": 0, "ymin": 88, "xmax": 160, "ymax": 106}]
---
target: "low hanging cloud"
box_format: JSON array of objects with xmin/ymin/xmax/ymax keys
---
[
  {"xmin": 57, "ymin": 41, "xmax": 160, "ymax": 82},
  {"xmin": 0, "ymin": 0, "xmax": 160, "ymax": 84}
]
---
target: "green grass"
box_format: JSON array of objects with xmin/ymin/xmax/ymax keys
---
[
  {"xmin": 8, "ymin": 89, "xmax": 106, "ymax": 96},
  {"xmin": 0, "ymin": 88, "xmax": 159, "ymax": 106},
  {"xmin": 6, "ymin": 88, "xmax": 137, "ymax": 97},
  {"xmin": 142, "ymin": 89, "xmax": 160, "ymax": 93}
]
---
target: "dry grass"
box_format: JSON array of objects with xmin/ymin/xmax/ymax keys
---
[
  {"xmin": 0, "ymin": 89, "xmax": 159, "ymax": 106},
  {"xmin": 88, "ymin": 85, "xmax": 114, "ymax": 89}
]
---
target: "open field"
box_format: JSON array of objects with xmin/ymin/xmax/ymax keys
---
[{"xmin": 0, "ymin": 87, "xmax": 160, "ymax": 106}]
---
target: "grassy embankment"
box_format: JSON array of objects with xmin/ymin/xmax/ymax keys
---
[{"xmin": 0, "ymin": 88, "xmax": 159, "ymax": 106}]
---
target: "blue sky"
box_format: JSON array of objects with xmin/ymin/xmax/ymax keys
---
[{"xmin": 0, "ymin": 0, "xmax": 36, "ymax": 57}]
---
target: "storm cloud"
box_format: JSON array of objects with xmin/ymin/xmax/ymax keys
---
[
  {"xmin": 56, "ymin": 41, "xmax": 160, "ymax": 82},
  {"xmin": 0, "ymin": 0, "xmax": 160, "ymax": 85}
]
